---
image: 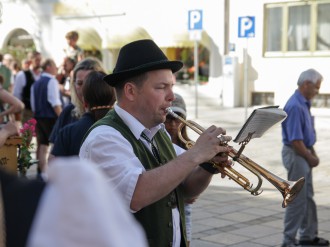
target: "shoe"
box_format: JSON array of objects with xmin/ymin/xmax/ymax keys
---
[
  {"xmin": 299, "ymin": 237, "xmax": 329, "ymax": 246},
  {"xmin": 281, "ymin": 243, "xmax": 301, "ymax": 247}
]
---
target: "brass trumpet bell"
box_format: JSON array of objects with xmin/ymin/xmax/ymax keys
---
[{"xmin": 166, "ymin": 107, "xmax": 305, "ymax": 208}]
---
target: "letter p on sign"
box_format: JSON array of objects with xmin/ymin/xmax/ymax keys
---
[
  {"xmin": 188, "ymin": 10, "xmax": 203, "ymax": 30},
  {"xmin": 238, "ymin": 16, "xmax": 255, "ymax": 38}
]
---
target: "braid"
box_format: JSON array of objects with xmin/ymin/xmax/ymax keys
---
[{"xmin": 90, "ymin": 106, "xmax": 113, "ymax": 121}]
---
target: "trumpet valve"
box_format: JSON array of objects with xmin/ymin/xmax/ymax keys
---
[{"xmin": 186, "ymin": 140, "xmax": 195, "ymax": 149}]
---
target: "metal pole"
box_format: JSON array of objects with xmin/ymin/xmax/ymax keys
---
[
  {"xmin": 194, "ymin": 40, "xmax": 199, "ymax": 118},
  {"xmin": 244, "ymin": 39, "xmax": 249, "ymax": 120}
]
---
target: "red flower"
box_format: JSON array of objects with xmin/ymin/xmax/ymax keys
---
[{"xmin": 18, "ymin": 118, "xmax": 37, "ymax": 175}]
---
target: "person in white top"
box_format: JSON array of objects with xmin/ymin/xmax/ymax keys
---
[
  {"xmin": 79, "ymin": 39, "xmax": 232, "ymax": 247},
  {"xmin": 13, "ymin": 51, "xmax": 42, "ymax": 123},
  {"xmin": 30, "ymin": 58, "xmax": 62, "ymax": 174},
  {"xmin": 26, "ymin": 157, "xmax": 147, "ymax": 247}
]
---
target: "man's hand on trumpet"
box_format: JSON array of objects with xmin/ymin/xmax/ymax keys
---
[
  {"xmin": 207, "ymin": 139, "xmax": 234, "ymax": 179},
  {"xmin": 212, "ymin": 157, "xmax": 234, "ymax": 178},
  {"xmin": 190, "ymin": 126, "xmax": 231, "ymax": 162}
]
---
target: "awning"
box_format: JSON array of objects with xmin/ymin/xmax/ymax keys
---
[
  {"xmin": 104, "ymin": 27, "xmax": 151, "ymax": 49},
  {"xmin": 76, "ymin": 28, "xmax": 102, "ymax": 50},
  {"xmin": 65, "ymin": 25, "xmax": 151, "ymax": 51},
  {"xmin": 55, "ymin": 1, "xmax": 210, "ymax": 51},
  {"xmin": 155, "ymin": 30, "xmax": 211, "ymax": 50},
  {"xmin": 72, "ymin": 26, "xmax": 211, "ymax": 51}
]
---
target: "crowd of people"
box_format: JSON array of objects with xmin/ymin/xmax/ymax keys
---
[
  {"xmin": 0, "ymin": 35, "xmax": 329, "ymax": 247},
  {"xmin": 0, "ymin": 30, "xmax": 85, "ymax": 175}
]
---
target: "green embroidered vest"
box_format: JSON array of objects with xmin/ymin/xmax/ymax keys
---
[{"xmin": 83, "ymin": 109, "xmax": 187, "ymax": 247}]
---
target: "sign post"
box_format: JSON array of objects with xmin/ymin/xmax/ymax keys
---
[
  {"xmin": 188, "ymin": 10, "xmax": 203, "ymax": 118},
  {"xmin": 238, "ymin": 16, "xmax": 255, "ymax": 120}
]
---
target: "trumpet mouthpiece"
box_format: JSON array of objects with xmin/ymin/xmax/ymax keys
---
[
  {"xmin": 165, "ymin": 107, "xmax": 172, "ymax": 114},
  {"xmin": 166, "ymin": 107, "xmax": 179, "ymax": 118}
]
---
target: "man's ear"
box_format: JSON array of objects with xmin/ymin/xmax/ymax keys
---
[{"xmin": 124, "ymin": 82, "xmax": 137, "ymax": 101}]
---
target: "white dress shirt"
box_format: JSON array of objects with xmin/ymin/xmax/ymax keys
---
[
  {"xmin": 30, "ymin": 72, "xmax": 62, "ymax": 112},
  {"xmin": 13, "ymin": 70, "xmax": 41, "ymax": 100},
  {"xmin": 79, "ymin": 104, "xmax": 185, "ymax": 247}
]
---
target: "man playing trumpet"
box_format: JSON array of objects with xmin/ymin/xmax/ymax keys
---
[{"xmin": 79, "ymin": 39, "xmax": 231, "ymax": 247}]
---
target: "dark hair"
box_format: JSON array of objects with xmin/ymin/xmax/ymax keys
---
[
  {"xmin": 65, "ymin": 31, "xmax": 79, "ymax": 40},
  {"xmin": 115, "ymin": 72, "xmax": 148, "ymax": 100},
  {"xmin": 11, "ymin": 60, "xmax": 21, "ymax": 71},
  {"xmin": 27, "ymin": 51, "xmax": 41, "ymax": 60},
  {"xmin": 82, "ymin": 71, "xmax": 116, "ymax": 121},
  {"xmin": 64, "ymin": 56, "xmax": 77, "ymax": 66},
  {"xmin": 41, "ymin": 58, "xmax": 55, "ymax": 71}
]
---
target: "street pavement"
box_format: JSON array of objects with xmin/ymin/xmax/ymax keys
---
[
  {"xmin": 174, "ymin": 82, "xmax": 330, "ymax": 247},
  {"xmin": 26, "ymin": 81, "xmax": 330, "ymax": 247}
]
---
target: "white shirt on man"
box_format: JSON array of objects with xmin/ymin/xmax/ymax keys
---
[
  {"xmin": 13, "ymin": 70, "xmax": 41, "ymax": 100},
  {"xmin": 79, "ymin": 104, "xmax": 185, "ymax": 247},
  {"xmin": 30, "ymin": 72, "xmax": 62, "ymax": 112}
]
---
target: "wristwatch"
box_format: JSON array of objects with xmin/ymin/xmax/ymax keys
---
[{"xmin": 199, "ymin": 162, "xmax": 219, "ymax": 174}]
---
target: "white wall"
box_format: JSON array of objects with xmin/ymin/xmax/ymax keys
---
[
  {"xmin": 3, "ymin": 0, "xmax": 328, "ymax": 109},
  {"xmin": 229, "ymin": 0, "xmax": 330, "ymax": 107},
  {"xmin": 1, "ymin": 0, "xmax": 225, "ymax": 76}
]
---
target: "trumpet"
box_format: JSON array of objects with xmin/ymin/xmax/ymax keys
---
[{"xmin": 166, "ymin": 108, "xmax": 305, "ymax": 208}]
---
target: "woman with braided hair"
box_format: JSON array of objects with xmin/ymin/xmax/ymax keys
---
[{"xmin": 50, "ymin": 71, "xmax": 116, "ymax": 157}]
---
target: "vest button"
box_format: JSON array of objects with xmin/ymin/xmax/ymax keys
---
[
  {"xmin": 168, "ymin": 222, "xmax": 172, "ymax": 227},
  {"xmin": 167, "ymin": 201, "xmax": 172, "ymax": 207}
]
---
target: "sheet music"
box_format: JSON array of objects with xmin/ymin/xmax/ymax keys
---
[{"xmin": 233, "ymin": 106, "xmax": 287, "ymax": 143}]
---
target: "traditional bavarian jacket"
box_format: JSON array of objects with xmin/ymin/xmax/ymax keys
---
[
  {"xmin": 32, "ymin": 75, "xmax": 60, "ymax": 119},
  {"xmin": 84, "ymin": 109, "xmax": 187, "ymax": 247}
]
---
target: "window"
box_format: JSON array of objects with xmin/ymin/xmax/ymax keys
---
[
  {"xmin": 264, "ymin": 1, "xmax": 330, "ymax": 56},
  {"xmin": 317, "ymin": 3, "xmax": 330, "ymax": 50},
  {"xmin": 265, "ymin": 7, "xmax": 282, "ymax": 52},
  {"xmin": 287, "ymin": 5, "xmax": 310, "ymax": 51}
]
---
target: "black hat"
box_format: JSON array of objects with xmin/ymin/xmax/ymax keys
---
[{"xmin": 103, "ymin": 39, "xmax": 183, "ymax": 86}]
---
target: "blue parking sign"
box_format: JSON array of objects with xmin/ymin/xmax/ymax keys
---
[
  {"xmin": 238, "ymin": 16, "xmax": 255, "ymax": 38},
  {"xmin": 188, "ymin": 10, "xmax": 203, "ymax": 30}
]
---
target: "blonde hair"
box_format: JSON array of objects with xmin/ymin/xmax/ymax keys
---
[{"xmin": 70, "ymin": 57, "xmax": 105, "ymax": 118}]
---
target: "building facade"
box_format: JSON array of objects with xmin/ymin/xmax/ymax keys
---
[{"xmin": 1, "ymin": 0, "xmax": 329, "ymax": 108}]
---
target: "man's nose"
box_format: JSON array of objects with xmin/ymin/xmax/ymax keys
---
[{"xmin": 168, "ymin": 90, "xmax": 175, "ymax": 102}]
